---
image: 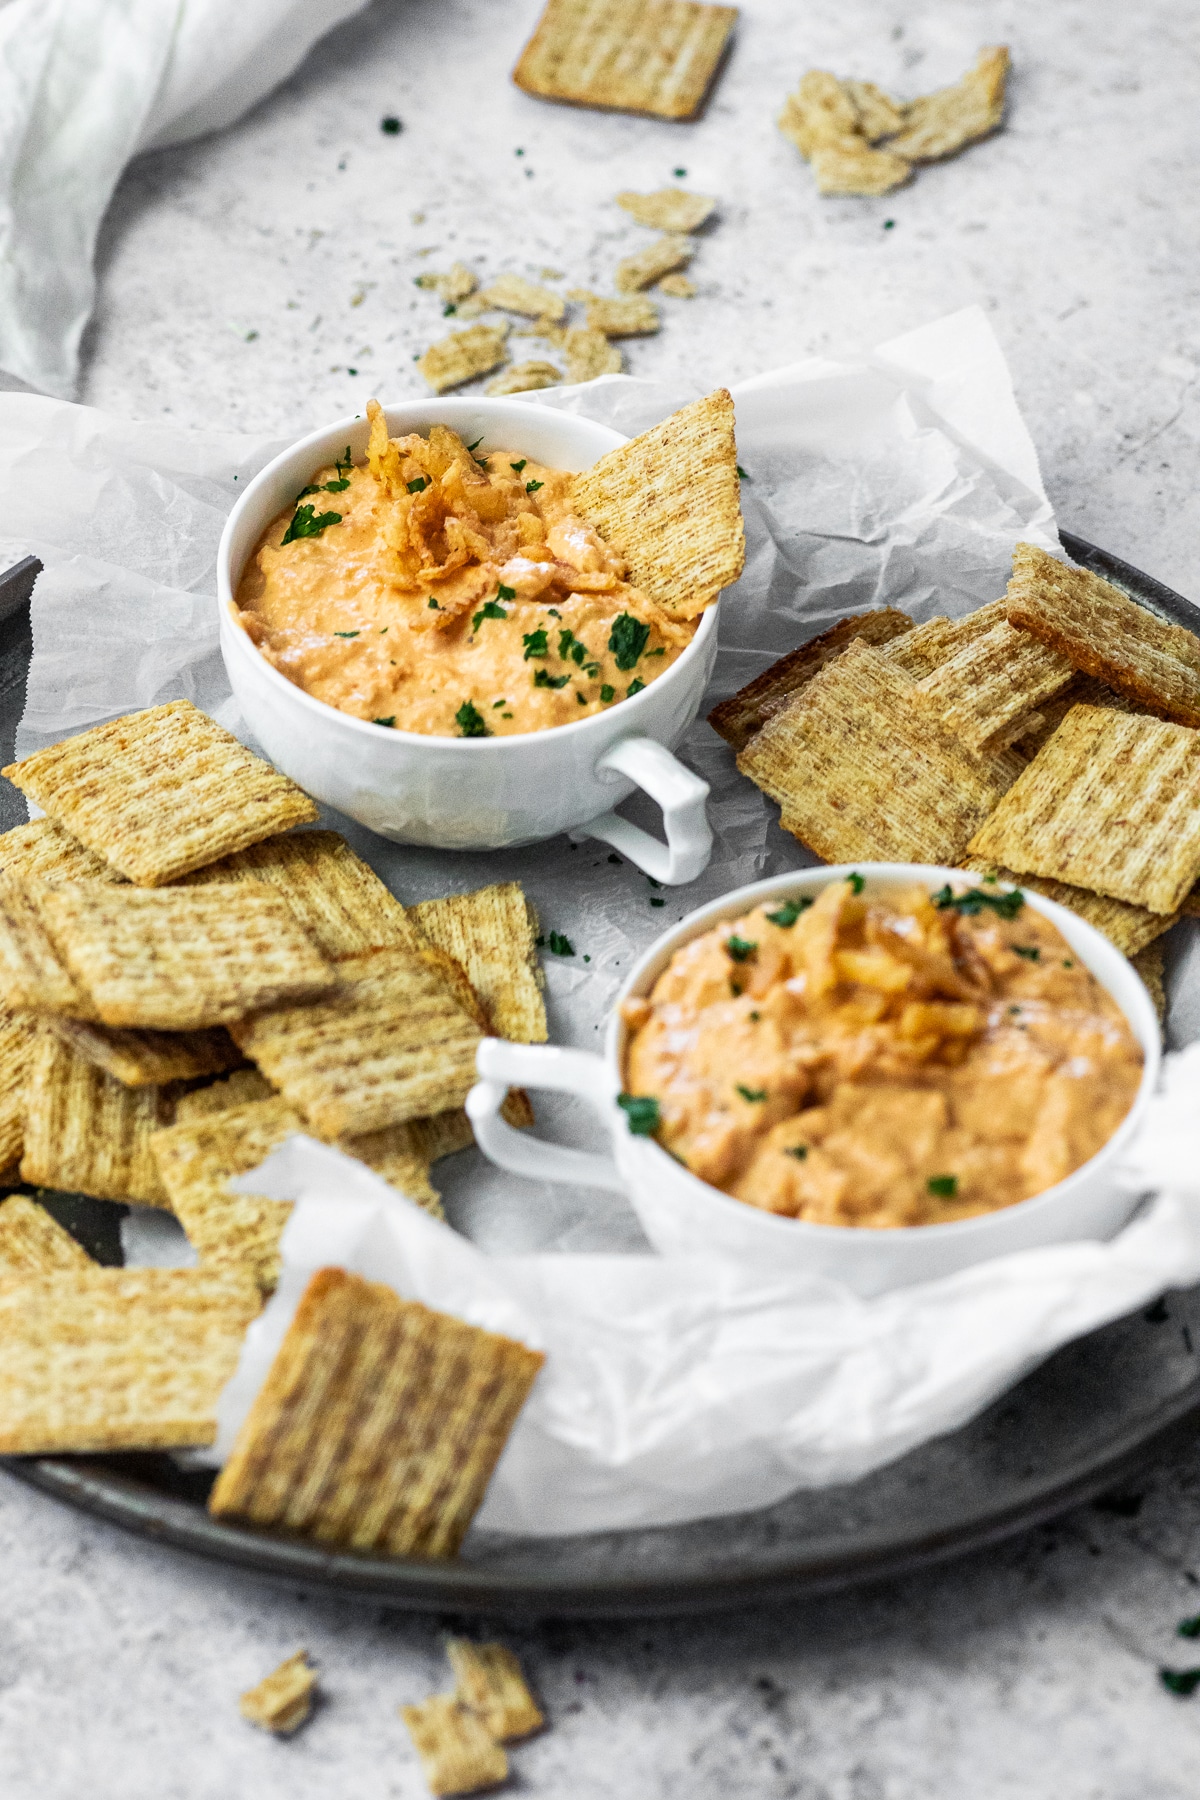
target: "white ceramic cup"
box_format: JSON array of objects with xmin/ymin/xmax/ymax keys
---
[
  {"xmin": 467, "ymin": 864, "xmax": 1162, "ymax": 1296},
  {"xmin": 216, "ymin": 398, "xmax": 720, "ymax": 883}
]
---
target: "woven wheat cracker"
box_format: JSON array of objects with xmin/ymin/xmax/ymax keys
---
[
  {"xmin": 417, "ymin": 326, "xmax": 509, "ymax": 395},
  {"xmin": 486, "ymin": 361, "xmax": 562, "ymax": 396},
  {"xmin": 43, "ymin": 1017, "xmax": 243, "ymax": 1088},
  {"xmin": 616, "ymin": 188, "xmax": 716, "ymax": 231},
  {"xmin": 240, "ymin": 1652, "xmax": 317, "ymax": 1736},
  {"xmin": 2, "ymin": 701, "xmax": 317, "ymax": 886},
  {"xmin": 963, "ymin": 859, "xmax": 1177, "ymax": 959},
  {"xmin": 21, "ymin": 1029, "xmax": 178, "ymax": 1205},
  {"xmin": 513, "ymin": 0, "xmax": 736, "ymax": 121},
  {"xmin": 410, "ymin": 884, "xmax": 547, "ymax": 1044},
  {"xmin": 708, "ymin": 608, "xmax": 914, "ymax": 752},
  {"xmin": 0, "ymin": 1005, "xmax": 35, "ymax": 1172},
  {"xmin": 447, "ymin": 1639, "xmax": 544, "ymax": 1741},
  {"xmin": 209, "ymin": 1267, "xmax": 544, "ymax": 1558},
  {"xmin": 401, "ymin": 1694, "xmax": 508, "ymax": 1797},
  {"xmin": 0, "ymin": 1195, "xmax": 93, "ymax": 1275},
  {"xmin": 886, "ymin": 46, "xmax": 1009, "ymax": 162},
  {"xmin": 0, "ymin": 1266, "xmax": 259, "ymax": 1454},
  {"xmin": 0, "ymin": 818, "xmax": 123, "ymax": 885},
  {"xmin": 571, "ymin": 390, "xmax": 743, "ymax": 621},
  {"xmin": 1011, "ymin": 672, "xmax": 1142, "ymax": 758},
  {"xmin": 914, "ymin": 620, "xmax": 1074, "ymax": 752},
  {"xmin": 0, "ymin": 876, "xmax": 97, "ymax": 1017},
  {"xmin": 968, "ymin": 704, "xmax": 1200, "ymax": 914},
  {"xmin": 174, "ymin": 1067, "xmax": 277, "ymax": 1123}
]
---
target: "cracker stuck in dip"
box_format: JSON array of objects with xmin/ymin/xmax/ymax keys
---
[
  {"xmin": 621, "ymin": 876, "xmax": 1143, "ymax": 1228},
  {"xmin": 233, "ymin": 400, "xmax": 695, "ymax": 737}
]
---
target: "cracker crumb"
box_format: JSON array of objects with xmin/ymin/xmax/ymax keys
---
[{"xmin": 240, "ymin": 1651, "xmax": 317, "ymax": 1737}]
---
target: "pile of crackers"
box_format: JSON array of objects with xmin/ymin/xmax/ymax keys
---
[
  {"xmin": 0, "ymin": 699, "xmax": 552, "ymax": 1561},
  {"xmin": 712, "ymin": 541, "xmax": 1200, "ymax": 1011}
]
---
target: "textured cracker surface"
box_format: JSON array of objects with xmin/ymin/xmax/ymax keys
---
[
  {"xmin": 615, "ymin": 188, "xmax": 716, "ymax": 231},
  {"xmin": 173, "ymin": 1067, "xmax": 277, "ymax": 1122},
  {"xmin": 21, "ymin": 1029, "xmax": 178, "ymax": 1206},
  {"xmin": 1131, "ymin": 941, "xmax": 1166, "ymax": 1026},
  {"xmin": 2, "ymin": 701, "xmax": 317, "ymax": 886},
  {"xmin": 476, "ymin": 274, "xmax": 565, "ymax": 320},
  {"xmin": 0, "ymin": 876, "xmax": 97, "ymax": 1018},
  {"xmin": 410, "ymin": 884, "xmax": 547, "ymax": 1044},
  {"xmin": 512, "ymin": 0, "xmax": 736, "ymax": 121},
  {"xmin": 209, "ymin": 1267, "xmax": 544, "ymax": 1558},
  {"xmin": 585, "ymin": 295, "xmax": 661, "ymax": 338},
  {"xmin": 0, "ymin": 818, "xmax": 124, "ymax": 885},
  {"xmin": 615, "ymin": 235, "xmax": 693, "ymax": 293},
  {"xmin": 563, "ymin": 327, "xmax": 623, "ymax": 382},
  {"xmin": 448, "ymin": 1639, "xmax": 545, "ymax": 1742},
  {"xmin": 708, "ymin": 608, "xmax": 914, "ymax": 752},
  {"xmin": 887, "ymin": 46, "xmax": 1010, "ymax": 162},
  {"xmin": 0, "ymin": 1006, "xmax": 35, "ymax": 1172},
  {"xmin": 914, "ymin": 620, "xmax": 1075, "ymax": 752},
  {"xmin": 42, "ymin": 1016, "xmax": 242, "ymax": 1088},
  {"xmin": 0, "ymin": 1195, "xmax": 93, "ymax": 1275},
  {"xmin": 417, "ymin": 326, "xmax": 509, "ymax": 394},
  {"xmin": 400, "ymin": 1693, "xmax": 508, "ymax": 1796}
]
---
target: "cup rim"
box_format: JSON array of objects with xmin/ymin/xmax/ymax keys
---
[
  {"xmin": 604, "ymin": 862, "xmax": 1161, "ymax": 1246},
  {"xmin": 216, "ymin": 397, "xmax": 721, "ymax": 751}
]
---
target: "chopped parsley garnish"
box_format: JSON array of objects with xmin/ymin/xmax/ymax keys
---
[
  {"xmin": 510, "ymin": 459, "xmax": 527, "ymax": 473},
  {"xmin": 1160, "ymin": 1669, "xmax": 1200, "ymax": 1697},
  {"xmin": 333, "ymin": 630, "xmax": 360, "ymax": 638},
  {"xmin": 379, "ymin": 626, "xmax": 388, "ymax": 633},
  {"xmin": 335, "ymin": 446, "xmax": 353, "ymax": 476},
  {"xmin": 609, "ymin": 612, "xmax": 651, "ymax": 670},
  {"xmin": 627, "ymin": 678, "xmax": 646, "ymax": 697},
  {"xmin": 1179, "ymin": 1616, "xmax": 1200, "ymax": 1640},
  {"xmin": 455, "ymin": 700, "xmax": 490, "ymax": 738},
  {"xmin": 736, "ymin": 464, "xmax": 749, "ymax": 479},
  {"xmin": 407, "ymin": 476, "xmax": 430, "ymax": 494},
  {"xmin": 1063, "ymin": 959, "xmax": 1074, "ymax": 969},
  {"xmin": 558, "ymin": 627, "xmax": 575, "ymax": 658},
  {"xmin": 544, "ymin": 930, "xmax": 574, "ymax": 956},
  {"xmin": 647, "ymin": 647, "xmax": 665, "ymax": 656},
  {"xmin": 927, "ymin": 1175, "xmax": 959, "ymax": 1199},
  {"xmin": 765, "ymin": 897, "xmax": 813, "ymax": 928},
  {"xmin": 534, "ymin": 669, "xmax": 570, "ymax": 689},
  {"xmin": 577, "ymin": 692, "xmax": 588, "ymax": 704},
  {"xmin": 600, "ymin": 685, "xmax": 615, "ymax": 703},
  {"xmin": 618, "ymin": 1093, "xmax": 660, "ymax": 1136},
  {"xmin": 650, "ymin": 897, "xmax": 665, "ymax": 907},
  {"xmin": 932, "ymin": 883, "xmax": 1025, "ymax": 919},
  {"xmin": 492, "ymin": 698, "xmax": 507, "ymax": 708},
  {"xmin": 496, "ymin": 583, "xmax": 517, "ymax": 602},
  {"xmin": 443, "ymin": 303, "xmax": 457, "ymax": 316},
  {"xmin": 525, "ymin": 479, "xmax": 544, "ymax": 494},
  {"xmin": 380, "ymin": 115, "xmax": 402, "ymax": 134},
  {"xmin": 749, "ymin": 1011, "xmax": 760, "ymax": 1021},
  {"xmin": 846, "ymin": 872, "xmax": 865, "ymax": 895},
  {"xmin": 281, "ymin": 503, "xmax": 342, "ymax": 544},
  {"xmin": 725, "ymin": 935, "xmax": 758, "ymax": 963},
  {"xmin": 785, "ymin": 1146, "xmax": 809, "ymax": 1162},
  {"xmin": 299, "ymin": 476, "xmax": 349, "ymax": 497},
  {"xmin": 323, "ymin": 477, "xmax": 350, "ymax": 491},
  {"xmin": 736, "ymin": 1085, "xmax": 767, "ymax": 1102},
  {"xmin": 372, "ymin": 715, "xmax": 396, "ymax": 727},
  {"xmin": 584, "ymin": 662, "xmax": 600, "ymax": 677},
  {"xmin": 522, "ymin": 628, "xmax": 548, "ymax": 659},
  {"xmin": 472, "ymin": 600, "xmax": 508, "ymax": 631},
  {"xmin": 547, "ymin": 606, "xmax": 561, "ymax": 618},
  {"xmin": 1014, "ymin": 945, "xmax": 1041, "ymax": 961},
  {"xmin": 466, "ymin": 437, "xmax": 484, "ymax": 452},
  {"xmin": 428, "ymin": 597, "xmax": 440, "ymax": 609}
]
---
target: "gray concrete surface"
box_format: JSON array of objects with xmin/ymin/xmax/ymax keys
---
[{"xmin": 4, "ymin": 0, "xmax": 1200, "ymax": 1792}]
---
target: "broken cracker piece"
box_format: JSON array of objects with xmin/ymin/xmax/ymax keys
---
[
  {"xmin": 1131, "ymin": 941, "xmax": 1166, "ymax": 1026},
  {"xmin": 40, "ymin": 881, "xmax": 336, "ymax": 1031},
  {"xmin": 2, "ymin": 701, "xmax": 318, "ymax": 887},
  {"xmin": 843, "ymin": 77, "xmax": 906, "ymax": 143},
  {"xmin": 513, "ymin": 0, "xmax": 736, "ymax": 123},
  {"xmin": 410, "ymin": 884, "xmax": 547, "ymax": 1044},
  {"xmin": 402, "ymin": 1694, "xmax": 507, "ymax": 1797},
  {"xmin": 615, "ymin": 233, "xmax": 692, "ymax": 292},
  {"xmin": 240, "ymin": 1651, "xmax": 317, "ymax": 1737},
  {"xmin": 0, "ymin": 1195, "xmax": 93, "ymax": 1275},
  {"xmin": 657, "ymin": 272, "xmax": 697, "ymax": 299},
  {"xmin": 209, "ymin": 1266, "xmax": 544, "ymax": 1558},
  {"xmin": 417, "ymin": 326, "xmax": 509, "ymax": 395},
  {"xmin": 563, "ymin": 327, "xmax": 623, "ymax": 383},
  {"xmin": 0, "ymin": 875, "xmax": 97, "ymax": 1017},
  {"xmin": 708, "ymin": 607, "xmax": 914, "ymax": 752},
  {"xmin": 415, "ymin": 263, "xmax": 479, "ymax": 305},
  {"xmin": 43, "ymin": 1017, "xmax": 243, "ymax": 1089},
  {"xmin": 913, "ymin": 619, "xmax": 1075, "ymax": 752},
  {"xmin": 809, "ymin": 137, "xmax": 912, "ymax": 196},
  {"xmin": 0, "ymin": 818, "xmax": 124, "ymax": 885},
  {"xmin": 571, "ymin": 389, "xmax": 744, "ymax": 621},
  {"xmin": 777, "ymin": 69, "xmax": 860, "ymax": 157},
  {"xmin": 476, "ymin": 275, "xmax": 565, "ymax": 321},
  {"xmin": 21, "ymin": 1028, "xmax": 178, "ymax": 1205},
  {"xmin": 968, "ymin": 703, "xmax": 1200, "ymax": 914},
  {"xmin": 150, "ymin": 1097, "xmax": 303, "ymax": 1290},
  {"xmin": 174, "ymin": 1067, "xmax": 277, "ymax": 1123},
  {"xmin": 486, "ymin": 361, "xmax": 562, "ymax": 396},
  {"xmin": 585, "ymin": 294, "xmax": 660, "ymax": 338},
  {"xmin": 447, "ymin": 1639, "xmax": 544, "ymax": 1741},
  {"xmin": 616, "ymin": 188, "xmax": 715, "ymax": 232},
  {"xmin": 886, "ymin": 46, "xmax": 1009, "ymax": 162},
  {"xmin": 0, "ymin": 1006, "xmax": 35, "ymax": 1172},
  {"xmin": 0, "ymin": 1265, "xmax": 260, "ymax": 1454},
  {"xmin": 962, "ymin": 859, "xmax": 1177, "ymax": 959}
]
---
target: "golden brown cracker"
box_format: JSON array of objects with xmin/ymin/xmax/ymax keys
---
[
  {"xmin": 417, "ymin": 325, "xmax": 510, "ymax": 394},
  {"xmin": 0, "ymin": 818, "xmax": 124, "ymax": 885},
  {"xmin": 615, "ymin": 233, "xmax": 693, "ymax": 292},
  {"xmin": 240, "ymin": 1651, "xmax": 317, "ymax": 1737},
  {"xmin": 209, "ymin": 1266, "xmax": 544, "ymax": 1558},
  {"xmin": 616, "ymin": 188, "xmax": 716, "ymax": 232},
  {"xmin": 174, "ymin": 1067, "xmax": 277, "ymax": 1123},
  {"xmin": 401, "ymin": 1694, "xmax": 508, "ymax": 1796},
  {"xmin": 843, "ymin": 77, "xmax": 906, "ymax": 142},
  {"xmin": 0, "ymin": 1266, "xmax": 260, "ymax": 1454},
  {"xmin": 0, "ymin": 1005, "xmax": 35, "ymax": 1172},
  {"xmin": 513, "ymin": 0, "xmax": 736, "ymax": 122},
  {"xmin": 21, "ymin": 1028, "xmax": 178, "ymax": 1206},
  {"xmin": 0, "ymin": 1195, "xmax": 93, "ymax": 1276},
  {"xmin": 409, "ymin": 884, "xmax": 547, "ymax": 1044},
  {"xmin": 476, "ymin": 275, "xmax": 565, "ymax": 321},
  {"xmin": 415, "ymin": 263, "xmax": 479, "ymax": 305},
  {"xmin": 2, "ymin": 701, "xmax": 318, "ymax": 887},
  {"xmin": 777, "ymin": 69, "xmax": 860, "ymax": 157},
  {"xmin": 1131, "ymin": 941, "xmax": 1166, "ymax": 1026},
  {"xmin": 1011, "ymin": 672, "xmax": 1143, "ymax": 758},
  {"xmin": 571, "ymin": 389, "xmax": 744, "ymax": 621},
  {"xmin": 886, "ymin": 46, "xmax": 1009, "ymax": 162},
  {"xmin": 809, "ymin": 138, "xmax": 912, "ymax": 196},
  {"xmin": 0, "ymin": 875, "xmax": 97, "ymax": 1017},
  {"xmin": 42, "ymin": 1017, "xmax": 243, "ymax": 1089},
  {"xmin": 486, "ymin": 361, "xmax": 562, "ymax": 396},
  {"xmin": 914, "ymin": 620, "xmax": 1074, "ymax": 752},
  {"xmin": 447, "ymin": 1640, "xmax": 544, "ymax": 1742},
  {"xmin": 563, "ymin": 327, "xmax": 623, "ymax": 383},
  {"xmin": 585, "ymin": 295, "xmax": 661, "ymax": 338}
]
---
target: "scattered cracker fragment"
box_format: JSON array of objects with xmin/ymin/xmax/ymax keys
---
[
  {"xmin": 963, "ymin": 859, "xmax": 1177, "ymax": 959},
  {"xmin": 21, "ymin": 1029, "xmax": 178, "ymax": 1205},
  {"xmin": 42, "ymin": 1017, "xmax": 243, "ymax": 1089},
  {"xmin": 572, "ymin": 389, "xmax": 744, "ymax": 621},
  {"xmin": 183, "ymin": 830, "xmax": 418, "ymax": 961},
  {"xmin": 2, "ymin": 701, "xmax": 318, "ymax": 887},
  {"xmin": 513, "ymin": 0, "xmax": 736, "ymax": 122},
  {"xmin": 231, "ymin": 945, "xmax": 484, "ymax": 1138},
  {"xmin": 777, "ymin": 68, "xmax": 860, "ymax": 157},
  {"xmin": 615, "ymin": 233, "xmax": 692, "ymax": 292},
  {"xmin": 740, "ymin": 641, "xmax": 1020, "ymax": 865},
  {"xmin": 563, "ymin": 327, "xmax": 622, "ymax": 383},
  {"xmin": 616, "ymin": 188, "xmax": 716, "ymax": 232},
  {"xmin": 0, "ymin": 1266, "xmax": 260, "ymax": 1454},
  {"xmin": 585, "ymin": 295, "xmax": 660, "ymax": 338},
  {"xmin": 809, "ymin": 138, "xmax": 912, "ymax": 197},
  {"xmin": 886, "ymin": 46, "xmax": 1009, "ymax": 162},
  {"xmin": 40, "ymin": 881, "xmax": 336, "ymax": 1031},
  {"xmin": 150, "ymin": 1098, "xmax": 304, "ymax": 1290},
  {"xmin": 0, "ymin": 1006, "xmax": 35, "ymax": 1172},
  {"xmin": 417, "ymin": 326, "xmax": 509, "ymax": 395},
  {"xmin": 843, "ymin": 77, "xmax": 906, "ymax": 143},
  {"xmin": 708, "ymin": 607, "xmax": 914, "ymax": 752},
  {"xmin": 0, "ymin": 818, "xmax": 123, "ymax": 885},
  {"xmin": 209, "ymin": 1266, "xmax": 544, "ymax": 1557},
  {"xmin": 174, "ymin": 1067, "xmax": 277, "ymax": 1123},
  {"xmin": 1006, "ymin": 542, "xmax": 1200, "ymax": 728},
  {"xmin": 415, "ymin": 263, "xmax": 478, "ymax": 305},
  {"xmin": 0, "ymin": 1195, "xmax": 93, "ymax": 1275},
  {"xmin": 486, "ymin": 361, "xmax": 562, "ymax": 396},
  {"xmin": 0, "ymin": 875, "xmax": 97, "ymax": 1017},
  {"xmin": 913, "ymin": 620, "xmax": 1075, "ymax": 752},
  {"xmin": 240, "ymin": 1651, "xmax": 317, "ymax": 1737},
  {"xmin": 401, "ymin": 1694, "xmax": 508, "ymax": 1797},
  {"xmin": 968, "ymin": 704, "xmax": 1200, "ymax": 914},
  {"xmin": 657, "ymin": 272, "xmax": 696, "ymax": 298},
  {"xmin": 447, "ymin": 1640, "xmax": 544, "ymax": 1742},
  {"xmin": 410, "ymin": 884, "xmax": 547, "ymax": 1044},
  {"xmin": 476, "ymin": 275, "xmax": 565, "ymax": 322},
  {"xmin": 1131, "ymin": 941, "xmax": 1166, "ymax": 1026}
]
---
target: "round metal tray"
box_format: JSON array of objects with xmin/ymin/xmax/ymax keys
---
[{"xmin": 6, "ymin": 534, "xmax": 1200, "ymax": 1618}]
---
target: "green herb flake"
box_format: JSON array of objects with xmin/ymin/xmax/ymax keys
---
[
  {"xmin": 466, "ymin": 438, "xmax": 484, "ymax": 453},
  {"xmin": 547, "ymin": 607, "xmax": 562, "ymax": 618},
  {"xmin": 1178, "ymin": 1616, "xmax": 1200, "ymax": 1640},
  {"xmin": 785, "ymin": 1144, "xmax": 808, "ymax": 1160},
  {"xmin": 547, "ymin": 931, "xmax": 574, "ymax": 956},
  {"xmin": 455, "ymin": 700, "xmax": 490, "ymax": 738},
  {"xmin": 736, "ymin": 464, "xmax": 749, "ymax": 479},
  {"xmin": 334, "ymin": 630, "xmax": 360, "ymax": 638},
  {"xmin": 428, "ymin": 597, "xmax": 440, "ymax": 609},
  {"xmin": 323, "ymin": 477, "xmax": 350, "ymax": 492},
  {"xmin": 627, "ymin": 678, "xmax": 646, "ymax": 697},
  {"xmin": 525, "ymin": 479, "xmax": 544, "ymax": 494},
  {"xmin": 379, "ymin": 626, "xmax": 388, "ymax": 633},
  {"xmin": 534, "ymin": 669, "xmax": 570, "ymax": 690},
  {"xmin": 725, "ymin": 935, "xmax": 758, "ymax": 963},
  {"xmin": 336, "ymin": 446, "xmax": 353, "ymax": 476},
  {"xmin": 492, "ymin": 698, "xmax": 507, "ymax": 708},
  {"xmin": 600, "ymin": 685, "xmax": 615, "ymax": 703},
  {"xmin": 609, "ymin": 612, "xmax": 651, "ymax": 670},
  {"xmin": 443, "ymin": 303, "xmax": 457, "ymax": 316},
  {"xmin": 372, "ymin": 715, "xmax": 396, "ymax": 727},
  {"xmin": 646, "ymin": 647, "xmax": 665, "ymax": 657},
  {"xmin": 496, "ymin": 583, "xmax": 517, "ymax": 602},
  {"xmin": 650, "ymin": 897, "xmax": 666, "ymax": 907},
  {"xmin": 846, "ymin": 872, "xmax": 865, "ymax": 895},
  {"xmin": 281, "ymin": 503, "xmax": 342, "ymax": 545},
  {"xmin": 472, "ymin": 600, "xmax": 508, "ymax": 631},
  {"xmin": 736, "ymin": 1084, "xmax": 767, "ymax": 1103},
  {"xmin": 381, "ymin": 116, "xmax": 402, "ymax": 134},
  {"xmin": 406, "ymin": 476, "xmax": 430, "ymax": 494},
  {"xmin": 577, "ymin": 692, "xmax": 588, "ymax": 704},
  {"xmin": 557, "ymin": 627, "xmax": 575, "ymax": 658},
  {"xmin": 765, "ymin": 897, "xmax": 813, "ymax": 928},
  {"xmin": 932, "ymin": 883, "xmax": 1025, "ymax": 919},
  {"xmin": 1014, "ymin": 945, "xmax": 1041, "ymax": 961},
  {"xmin": 1063, "ymin": 959, "xmax": 1074, "ymax": 969},
  {"xmin": 749, "ymin": 1010, "xmax": 760, "ymax": 1022},
  {"xmin": 510, "ymin": 459, "xmax": 527, "ymax": 473},
  {"xmin": 1160, "ymin": 1668, "xmax": 1200, "ymax": 1697},
  {"xmin": 618, "ymin": 1093, "xmax": 660, "ymax": 1136},
  {"xmin": 927, "ymin": 1174, "xmax": 959, "ymax": 1199},
  {"xmin": 523, "ymin": 628, "xmax": 548, "ymax": 659}
]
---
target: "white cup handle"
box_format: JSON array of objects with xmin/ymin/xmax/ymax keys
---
[
  {"xmin": 466, "ymin": 1039, "xmax": 627, "ymax": 1193},
  {"xmin": 573, "ymin": 735, "xmax": 712, "ymax": 885}
]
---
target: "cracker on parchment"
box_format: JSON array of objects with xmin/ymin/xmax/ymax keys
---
[
  {"xmin": 572, "ymin": 390, "xmax": 744, "ymax": 621},
  {"xmin": 0, "ymin": 1266, "xmax": 259, "ymax": 1455},
  {"xmin": 913, "ymin": 620, "xmax": 1075, "ymax": 752},
  {"xmin": 182, "ymin": 830, "xmax": 417, "ymax": 962},
  {"xmin": 401, "ymin": 1694, "xmax": 508, "ymax": 1797},
  {"xmin": 2, "ymin": 701, "xmax": 318, "ymax": 887},
  {"xmin": 417, "ymin": 326, "xmax": 509, "ymax": 395},
  {"xmin": 513, "ymin": 0, "xmax": 736, "ymax": 122},
  {"xmin": 476, "ymin": 275, "xmax": 565, "ymax": 321},
  {"xmin": 616, "ymin": 188, "xmax": 716, "ymax": 232},
  {"xmin": 708, "ymin": 607, "xmax": 914, "ymax": 752},
  {"xmin": 487, "ymin": 362, "xmax": 562, "ymax": 396},
  {"xmin": 1131, "ymin": 941, "xmax": 1167, "ymax": 1026},
  {"xmin": 410, "ymin": 884, "xmax": 547, "ymax": 1044},
  {"xmin": 886, "ymin": 47, "xmax": 1009, "ymax": 162},
  {"xmin": 21, "ymin": 1029, "xmax": 178, "ymax": 1206},
  {"xmin": 42, "ymin": 1017, "xmax": 243, "ymax": 1089},
  {"xmin": 968, "ymin": 703, "xmax": 1200, "ymax": 915},
  {"xmin": 240, "ymin": 1651, "xmax": 317, "ymax": 1737},
  {"xmin": 209, "ymin": 1267, "xmax": 544, "ymax": 1558},
  {"xmin": 739, "ymin": 641, "xmax": 1021, "ymax": 865},
  {"xmin": 585, "ymin": 295, "xmax": 660, "ymax": 338},
  {"xmin": 0, "ymin": 1195, "xmax": 93, "ymax": 1276},
  {"xmin": 0, "ymin": 875, "xmax": 97, "ymax": 1017},
  {"xmin": 563, "ymin": 328, "xmax": 623, "ymax": 383},
  {"xmin": 0, "ymin": 818, "xmax": 123, "ymax": 886},
  {"xmin": 0, "ymin": 1006, "xmax": 35, "ymax": 1173},
  {"xmin": 174, "ymin": 1067, "xmax": 277, "ymax": 1123},
  {"xmin": 615, "ymin": 234, "xmax": 693, "ymax": 293},
  {"xmin": 962, "ymin": 859, "xmax": 1178, "ymax": 959},
  {"xmin": 447, "ymin": 1639, "xmax": 544, "ymax": 1742},
  {"xmin": 40, "ymin": 881, "xmax": 335, "ymax": 1031},
  {"xmin": 1006, "ymin": 542, "xmax": 1200, "ymax": 728}
]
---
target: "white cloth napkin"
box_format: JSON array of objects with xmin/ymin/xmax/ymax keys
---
[{"xmin": 0, "ymin": 0, "xmax": 371, "ymax": 398}]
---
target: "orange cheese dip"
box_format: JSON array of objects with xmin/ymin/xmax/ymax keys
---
[
  {"xmin": 234, "ymin": 401, "xmax": 694, "ymax": 737},
  {"xmin": 621, "ymin": 878, "xmax": 1143, "ymax": 1229}
]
